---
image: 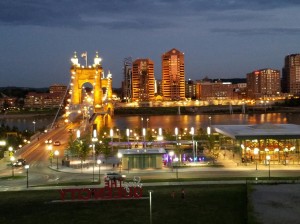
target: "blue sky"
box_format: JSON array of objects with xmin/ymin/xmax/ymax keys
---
[{"xmin": 0, "ymin": 0, "xmax": 300, "ymax": 88}]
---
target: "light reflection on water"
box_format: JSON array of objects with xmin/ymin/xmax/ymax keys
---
[
  {"xmin": 1, "ymin": 113, "xmax": 299, "ymax": 131},
  {"xmin": 0, "ymin": 116, "xmax": 55, "ymax": 131}
]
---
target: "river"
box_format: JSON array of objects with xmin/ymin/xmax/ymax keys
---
[{"xmin": 2, "ymin": 112, "xmax": 300, "ymax": 132}]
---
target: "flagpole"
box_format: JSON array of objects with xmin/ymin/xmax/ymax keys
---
[{"xmin": 85, "ymin": 51, "xmax": 88, "ymax": 67}]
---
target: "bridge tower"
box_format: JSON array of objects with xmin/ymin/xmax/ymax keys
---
[{"xmin": 69, "ymin": 52, "xmax": 114, "ymax": 130}]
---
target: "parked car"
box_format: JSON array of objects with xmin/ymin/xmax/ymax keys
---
[
  {"xmin": 13, "ymin": 158, "xmax": 26, "ymax": 167},
  {"xmin": 104, "ymin": 172, "xmax": 126, "ymax": 181},
  {"xmin": 53, "ymin": 141, "xmax": 61, "ymax": 146}
]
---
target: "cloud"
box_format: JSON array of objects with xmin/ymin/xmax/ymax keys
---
[
  {"xmin": 211, "ymin": 27, "xmax": 300, "ymax": 36},
  {"xmin": 0, "ymin": 0, "xmax": 300, "ymax": 29}
]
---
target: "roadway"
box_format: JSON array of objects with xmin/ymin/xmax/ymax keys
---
[{"xmin": 1, "ymin": 120, "xmax": 300, "ymax": 190}]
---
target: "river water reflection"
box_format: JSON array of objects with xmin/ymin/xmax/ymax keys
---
[{"xmin": 2, "ymin": 113, "xmax": 300, "ymax": 132}]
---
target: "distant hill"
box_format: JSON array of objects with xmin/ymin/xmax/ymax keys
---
[{"xmin": 0, "ymin": 87, "xmax": 49, "ymax": 98}]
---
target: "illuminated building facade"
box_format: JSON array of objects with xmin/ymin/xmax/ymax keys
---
[
  {"xmin": 122, "ymin": 57, "xmax": 132, "ymax": 102},
  {"xmin": 195, "ymin": 81, "xmax": 238, "ymax": 101},
  {"xmin": 132, "ymin": 59, "xmax": 155, "ymax": 101},
  {"xmin": 185, "ymin": 79, "xmax": 196, "ymax": 99},
  {"xmin": 282, "ymin": 54, "xmax": 300, "ymax": 94},
  {"xmin": 162, "ymin": 48, "xmax": 185, "ymax": 100},
  {"xmin": 247, "ymin": 68, "xmax": 280, "ymax": 99},
  {"xmin": 49, "ymin": 84, "xmax": 67, "ymax": 95}
]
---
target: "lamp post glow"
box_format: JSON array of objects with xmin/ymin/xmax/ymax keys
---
[
  {"xmin": 142, "ymin": 128, "xmax": 146, "ymax": 148},
  {"xmin": 54, "ymin": 150, "xmax": 59, "ymax": 170},
  {"xmin": 110, "ymin": 128, "xmax": 114, "ymax": 152},
  {"xmin": 25, "ymin": 164, "xmax": 29, "ymax": 188},
  {"xmin": 169, "ymin": 151, "xmax": 174, "ymax": 172},
  {"xmin": 32, "ymin": 120, "xmax": 36, "ymax": 133},
  {"xmin": 126, "ymin": 128, "xmax": 130, "ymax": 147},
  {"xmin": 92, "ymin": 130, "xmax": 98, "ymax": 182},
  {"xmin": 266, "ymin": 155, "xmax": 271, "ymax": 179},
  {"xmin": 97, "ymin": 159, "xmax": 101, "ymax": 184},
  {"xmin": 254, "ymin": 148, "xmax": 259, "ymax": 170},
  {"xmin": 191, "ymin": 127, "xmax": 195, "ymax": 161}
]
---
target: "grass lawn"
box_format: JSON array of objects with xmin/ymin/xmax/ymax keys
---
[{"xmin": 0, "ymin": 184, "xmax": 255, "ymax": 224}]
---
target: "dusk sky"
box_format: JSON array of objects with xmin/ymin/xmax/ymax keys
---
[{"xmin": 1, "ymin": 0, "xmax": 300, "ymax": 88}]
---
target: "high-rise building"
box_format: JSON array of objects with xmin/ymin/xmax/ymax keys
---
[
  {"xmin": 162, "ymin": 48, "xmax": 185, "ymax": 100},
  {"xmin": 122, "ymin": 57, "xmax": 132, "ymax": 101},
  {"xmin": 282, "ymin": 54, "xmax": 300, "ymax": 94},
  {"xmin": 132, "ymin": 59, "xmax": 155, "ymax": 101},
  {"xmin": 247, "ymin": 68, "xmax": 280, "ymax": 99},
  {"xmin": 185, "ymin": 79, "xmax": 196, "ymax": 99}
]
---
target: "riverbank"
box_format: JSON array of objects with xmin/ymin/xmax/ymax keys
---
[{"xmin": 114, "ymin": 105, "xmax": 300, "ymax": 115}]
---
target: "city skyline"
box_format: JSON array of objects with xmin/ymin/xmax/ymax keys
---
[{"xmin": 1, "ymin": 0, "xmax": 300, "ymax": 88}]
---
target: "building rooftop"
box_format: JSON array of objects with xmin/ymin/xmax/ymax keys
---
[
  {"xmin": 118, "ymin": 148, "xmax": 166, "ymax": 155},
  {"xmin": 213, "ymin": 123, "xmax": 300, "ymax": 139}
]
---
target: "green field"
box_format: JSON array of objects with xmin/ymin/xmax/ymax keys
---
[{"xmin": 0, "ymin": 184, "xmax": 257, "ymax": 224}]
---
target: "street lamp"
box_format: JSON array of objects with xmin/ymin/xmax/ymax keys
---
[
  {"xmin": 146, "ymin": 118, "xmax": 149, "ymax": 130},
  {"xmin": 92, "ymin": 135, "xmax": 98, "ymax": 182},
  {"xmin": 110, "ymin": 128, "xmax": 114, "ymax": 152},
  {"xmin": 54, "ymin": 150, "xmax": 59, "ymax": 170},
  {"xmin": 10, "ymin": 156, "xmax": 15, "ymax": 177},
  {"xmin": 190, "ymin": 127, "xmax": 195, "ymax": 161},
  {"xmin": 254, "ymin": 148, "xmax": 259, "ymax": 170},
  {"xmin": 97, "ymin": 159, "xmax": 101, "ymax": 184},
  {"xmin": 169, "ymin": 151, "xmax": 174, "ymax": 172},
  {"xmin": 266, "ymin": 155, "xmax": 271, "ymax": 180},
  {"xmin": 116, "ymin": 129, "xmax": 120, "ymax": 142},
  {"xmin": 149, "ymin": 190, "xmax": 154, "ymax": 224},
  {"xmin": 25, "ymin": 164, "xmax": 29, "ymax": 188},
  {"xmin": 32, "ymin": 120, "xmax": 36, "ymax": 133},
  {"xmin": 142, "ymin": 128, "xmax": 146, "ymax": 148},
  {"xmin": 117, "ymin": 152, "xmax": 122, "ymax": 173},
  {"xmin": 174, "ymin": 157, "xmax": 179, "ymax": 179},
  {"xmin": 126, "ymin": 128, "xmax": 130, "ymax": 148}
]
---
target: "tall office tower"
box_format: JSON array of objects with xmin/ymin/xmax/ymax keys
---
[
  {"xmin": 132, "ymin": 59, "xmax": 155, "ymax": 101},
  {"xmin": 247, "ymin": 68, "xmax": 280, "ymax": 99},
  {"xmin": 282, "ymin": 54, "xmax": 300, "ymax": 94},
  {"xmin": 162, "ymin": 48, "xmax": 185, "ymax": 100},
  {"xmin": 122, "ymin": 57, "xmax": 132, "ymax": 101}
]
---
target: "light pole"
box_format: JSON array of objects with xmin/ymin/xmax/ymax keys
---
[
  {"xmin": 117, "ymin": 152, "xmax": 122, "ymax": 173},
  {"xmin": 254, "ymin": 148, "xmax": 259, "ymax": 170},
  {"xmin": 143, "ymin": 128, "xmax": 146, "ymax": 148},
  {"xmin": 174, "ymin": 157, "xmax": 179, "ymax": 179},
  {"xmin": 191, "ymin": 127, "xmax": 195, "ymax": 161},
  {"xmin": 169, "ymin": 151, "xmax": 174, "ymax": 172},
  {"xmin": 47, "ymin": 144, "xmax": 53, "ymax": 167},
  {"xmin": 146, "ymin": 118, "xmax": 149, "ymax": 130},
  {"xmin": 141, "ymin": 117, "xmax": 144, "ymax": 130},
  {"xmin": 54, "ymin": 150, "xmax": 59, "ymax": 170},
  {"xmin": 117, "ymin": 129, "xmax": 120, "ymax": 142},
  {"xmin": 25, "ymin": 164, "xmax": 29, "ymax": 188},
  {"xmin": 10, "ymin": 156, "xmax": 15, "ymax": 177},
  {"xmin": 32, "ymin": 120, "xmax": 36, "ymax": 133},
  {"xmin": 149, "ymin": 190, "xmax": 154, "ymax": 224},
  {"xmin": 97, "ymin": 159, "xmax": 101, "ymax": 184},
  {"xmin": 266, "ymin": 155, "xmax": 271, "ymax": 180},
  {"xmin": 126, "ymin": 128, "xmax": 130, "ymax": 148},
  {"xmin": 110, "ymin": 128, "xmax": 114, "ymax": 152},
  {"xmin": 91, "ymin": 128, "xmax": 98, "ymax": 182}
]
